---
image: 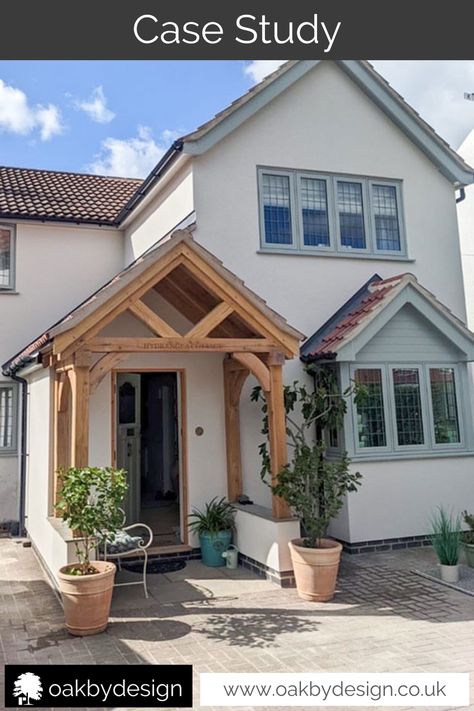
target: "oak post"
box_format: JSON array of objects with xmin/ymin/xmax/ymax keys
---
[
  {"xmin": 266, "ymin": 361, "xmax": 291, "ymax": 519},
  {"xmin": 68, "ymin": 362, "xmax": 90, "ymax": 468},
  {"xmin": 223, "ymin": 358, "xmax": 249, "ymax": 503}
]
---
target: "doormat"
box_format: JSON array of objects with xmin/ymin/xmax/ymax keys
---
[
  {"xmin": 413, "ymin": 565, "xmax": 474, "ymax": 597},
  {"xmin": 121, "ymin": 558, "xmax": 186, "ymax": 575}
]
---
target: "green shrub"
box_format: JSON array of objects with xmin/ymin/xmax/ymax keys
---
[
  {"xmin": 55, "ymin": 466, "xmax": 127, "ymax": 575},
  {"xmin": 188, "ymin": 497, "xmax": 235, "ymax": 536}
]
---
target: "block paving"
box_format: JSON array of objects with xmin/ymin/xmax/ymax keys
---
[{"xmin": 0, "ymin": 539, "xmax": 473, "ymax": 711}]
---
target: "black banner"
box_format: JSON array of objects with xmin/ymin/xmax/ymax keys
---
[
  {"xmin": 2, "ymin": 0, "xmax": 474, "ymax": 59},
  {"xmin": 4, "ymin": 665, "xmax": 193, "ymax": 708}
]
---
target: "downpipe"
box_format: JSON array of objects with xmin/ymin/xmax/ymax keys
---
[{"xmin": 10, "ymin": 373, "xmax": 27, "ymax": 537}]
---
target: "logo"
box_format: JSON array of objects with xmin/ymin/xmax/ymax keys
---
[{"xmin": 12, "ymin": 673, "xmax": 43, "ymax": 706}]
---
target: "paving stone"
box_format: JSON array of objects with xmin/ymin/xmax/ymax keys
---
[{"xmin": 1, "ymin": 539, "xmax": 474, "ymax": 710}]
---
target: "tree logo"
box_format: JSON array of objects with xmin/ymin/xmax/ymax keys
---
[{"xmin": 12, "ymin": 672, "xmax": 43, "ymax": 706}]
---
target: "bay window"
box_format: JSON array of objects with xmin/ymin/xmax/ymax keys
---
[{"xmin": 352, "ymin": 363, "xmax": 464, "ymax": 455}]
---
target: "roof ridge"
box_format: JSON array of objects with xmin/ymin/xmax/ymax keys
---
[{"xmin": 0, "ymin": 164, "xmax": 142, "ymax": 183}]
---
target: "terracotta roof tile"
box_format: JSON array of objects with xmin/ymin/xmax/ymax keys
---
[{"xmin": 0, "ymin": 166, "xmax": 142, "ymax": 224}]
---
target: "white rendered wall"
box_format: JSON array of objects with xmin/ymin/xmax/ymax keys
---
[
  {"xmin": 190, "ymin": 61, "xmax": 470, "ymax": 543},
  {"xmin": 0, "ymin": 220, "xmax": 123, "ymax": 523},
  {"xmin": 24, "ymin": 368, "xmax": 69, "ymax": 577},
  {"xmin": 345, "ymin": 457, "xmax": 474, "ymax": 542},
  {"xmin": 124, "ymin": 162, "xmax": 194, "ymax": 263},
  {"xmin": 234, "ymin": 507, "xmax": 300, "ymax": 572},
  {"xmin": 457, "ymin": 129, "xmax": 474, "ymax": 328}
]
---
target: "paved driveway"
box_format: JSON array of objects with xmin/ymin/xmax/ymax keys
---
[{"xmin": 0, "ymin": 539, "xmax": 473, "ymax": 711}]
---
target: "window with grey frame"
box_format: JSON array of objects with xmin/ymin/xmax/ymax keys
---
[
  {"xmin": 352, "ymin": 363, "xmax": 463, "ymax": 455},
  {"xmin": 0, "ymin": 384, "xmax": 17, "ymax": 453},
  {"xmin": 0, "ymin": 225, "xmax": 15, "ymax": 291},
  {"xmin": 259, "ymin": 168, "xmax": 405, "ymax": 257}
]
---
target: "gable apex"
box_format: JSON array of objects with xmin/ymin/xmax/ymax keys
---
[{"xmin": 181, "ymin": 60, "xmax": 474, "ymax": 187}]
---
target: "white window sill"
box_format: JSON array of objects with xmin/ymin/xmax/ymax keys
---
[
  {"xmin": 350, "ymin": 449, "xmax": 474, "ymax": 463},
  {"xmin": 257, "ymin": 249, "xmax": 414, "ymax": 262},
  {"xmin": 0, "ymin": 291, "xmax": 19, "ymax": 295}
]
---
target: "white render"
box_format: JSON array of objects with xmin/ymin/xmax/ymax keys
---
[{"xmin": 3, "ymin": 60, "xmax": 474, "ymax": 578}]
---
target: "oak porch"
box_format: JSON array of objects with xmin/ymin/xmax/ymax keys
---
[{"xmin": 48, "ymin": 232, "xmax": 303, "ymax": 519}]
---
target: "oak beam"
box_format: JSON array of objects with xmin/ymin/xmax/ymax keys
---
[
  {"xmin": 53, "ymin": 372, "xmax": 71, "ymax": 510},
  {"xmin": 186, "ymin": 302, "xmax": 233, "ymax": 339},
  {"xmin": 87, "ymin": 337, "xmax": 274, "ymax": 353},
  {"xmin": 231, "ymin": 352, "xmax": 271, "ymax": 392},
  {"xmin": 53, "ymin": 253, "xmax": 184, "ymax": 357},
  {"xmin": 223, "ymin": 358, "xmax": 249, "ymax": 502},
  {"xmin": 129, "ymin": 300, "xmax": 181, "ymax": 338},
  {"xmin": 90, "ymin": 353, "xmax": 126, "ymax": 394},
  {"xmin": 266, "ymin": 362, "xmax": 291, "ymax": 519}
]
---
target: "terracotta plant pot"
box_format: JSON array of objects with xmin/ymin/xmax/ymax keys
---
[
  {"xmin": 289, "ymin": 538, "xmax": 342, "ymax": 602},
  {"xmin": 58, "ymin": 560, "xmax": 116, "ymax": 636}
]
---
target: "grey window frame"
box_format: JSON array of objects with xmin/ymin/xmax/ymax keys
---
[
  {"xmin": 425, "ymin": 363, "xmax": 465, "ymax": 450},
  {"xmin": 258, "ymin": 169, "xmax": 298, "ymax": 250},
  {"xmin": 0, "ymin": 382, "xmax": 18, "ymax": 455},
  {"xmin": 258, "ymin": 167, "xmax": 407, "ymax": 258},
  {"xmin": 0, "ymin": 224, "xmax": 16, "ymax": 292},
  {"xmin": 351, "ymin": 364, "xmax": 393, "ymax": 455},
  {"xmin": 350, "ymin": 362, "xmax": 465, "ymax": 457}
]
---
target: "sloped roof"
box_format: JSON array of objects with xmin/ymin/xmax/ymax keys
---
[
  {"xmin": 2, "ymin": 228, "xmax": 304, "ymax": 375},
  {"xmin": 301, "ymin": 273, "xmax": 474, "ymax": 361},
  {"xmin": 180, "ymin": 60, "xmax": 474, "ymax": 186},
  {"xmin": 1, "ymin": 61, "xmax": 472, "ymax": 228},
  {"xmin": 0, "ymin": 166, "xmax": 141, "ymax": 225}
]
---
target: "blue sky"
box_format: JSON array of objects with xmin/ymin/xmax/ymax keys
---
[{"xmin": 1, "ymin": 60, "xmax": 474, "ymax": 178}]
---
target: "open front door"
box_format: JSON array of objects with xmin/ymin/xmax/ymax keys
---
[{"xmin": 116, "ymin": 373, "xmax": 141, "ymax": 523}]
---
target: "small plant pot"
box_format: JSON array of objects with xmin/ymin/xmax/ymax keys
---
[
  {"xmin": 462, "ymin": 542, "xmax": 474, "ymax": 568},
  {"xmin": 199, "ymin": 530, "xmax": 232, "ymax": 567},
  {"xmin": 58, "ymin": 561, "xmax": 116, "ymax": 636},
  {"xmin": 439, "ymin": 563, "xmax": 459, "ymax": 584},
  {"xmin": 289, "ymin": 538, "xmax": 342, "ymax": 602}
]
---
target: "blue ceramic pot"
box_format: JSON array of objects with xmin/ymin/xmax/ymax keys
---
[{"xmin": 200, "ymin": 530, "xmax": 232, "ymax": 567}]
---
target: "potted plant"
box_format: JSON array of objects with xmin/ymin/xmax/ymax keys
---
[
  {"xmin": 252, "ymin": 365, "xmax": 363, "ymax": 602},
  {"xmin": 430, "ymin": 507, "xmax": 461, "ymax": 583},
  {"xmin": 461, "ymin": 510, "xmax": 474, "ymax": 568},
  {"xmin": 188, "ymin": 497, "xmax": 235, "ymax": 567},
  {"xmin": 55, "ymin": 466, "xmax": 127, "ymax": 636}
]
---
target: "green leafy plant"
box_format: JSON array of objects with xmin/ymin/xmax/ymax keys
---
[
  {"xmin": 430, "ymin": 507, "xmax": 461, "ymax": 565},
  {"xmin": 252, "ymin": 364, "xmax": 363, "ymax": 548},
  {"xmin": 55, "ymin": 466, "xmax": 128, "ymax": 575},
  {"xmin": 188, "ymin": 497, "xmax": 235, "ymax": 536},
  {"xmin": 461, "ymin": 510, "xmax": 474, "ymax": 544}
]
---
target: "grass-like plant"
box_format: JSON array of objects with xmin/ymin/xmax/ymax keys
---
[
  {"xmin": 188, "ymin": 497, "xmax": 235, "ymax": 536},
  {"xmin": 430, "ymin": 507, "xmax": 461, "ymax": 566},
  {"xmin": 461, "ymin": 510, "xmax": 474, "ymax": 544},
  {"xmin": 55, "ymin": 466, "xmax": 128, "ymax": 575}
]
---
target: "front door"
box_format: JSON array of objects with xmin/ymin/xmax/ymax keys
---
[
  {"xmin": 116, "ymin": 371, "xmax": 181, "ymax": 544},
  {"xmin": 117, "ymin": 373, "xmax": 141, "ymax": 523}
]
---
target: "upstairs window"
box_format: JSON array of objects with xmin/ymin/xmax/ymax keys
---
[
  {"xmin": 337, "ymin": 181, "xmax": 366, "ymax": 249},
  {"xmin": 258, "ymin": 168, "xmax": 405, "ymax": 258},
  {"xmin": 0, "ymin": 225, "xmax": 15, "ymax": 291},
  {"xmin": 261, "ymin": 172, "xmax": 293, "ymax": 245}
]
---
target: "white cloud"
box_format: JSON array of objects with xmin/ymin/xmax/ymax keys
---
[
  {"xmin": 87, "ymin": 126, "xmax": 181, "ymax": 178},
  {"xmin": 243, "ymin": 60, "xmax": 286, "ymax": 85},
  {"xmin": 243, "ymin": 60, "xmax": 474, "ymax": 149},
  {"xmin": 74, "ymin": 86, "xmax": 115, "ymax": 124},
  {"xmin": 0, "ymin": 78, "xmax": 63, "ymax": 141}
]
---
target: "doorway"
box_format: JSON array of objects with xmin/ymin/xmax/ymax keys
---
[{"xmin": 116, "ymin": 371, "xmax": 183, "ymax": 547}]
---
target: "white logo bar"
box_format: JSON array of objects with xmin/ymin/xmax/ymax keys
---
[{"xmin": 200, "ymin": 672, "xmax": 470, "ymax": 706}]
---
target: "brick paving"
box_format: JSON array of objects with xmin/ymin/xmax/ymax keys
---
[{"xmin": 0, "ymin": 538, "xmax": 473, "ymax": 711}]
